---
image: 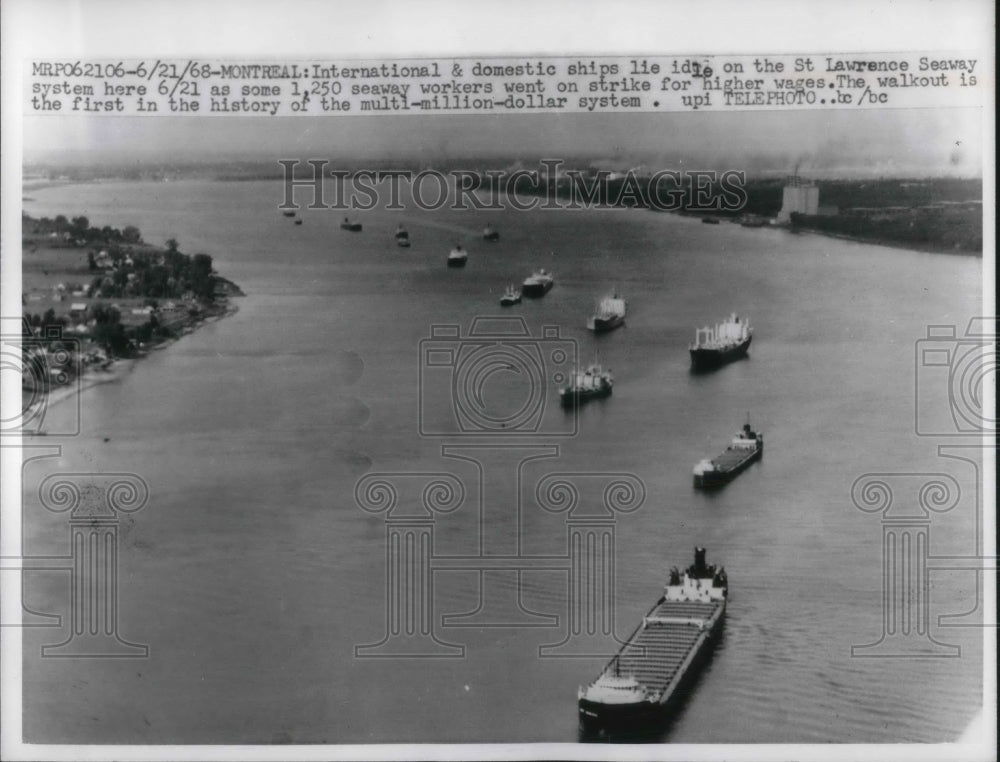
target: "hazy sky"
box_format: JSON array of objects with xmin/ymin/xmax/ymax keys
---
[{"xmin": 24, "ymin": 107, "xmax": 983, "ymax": 178}]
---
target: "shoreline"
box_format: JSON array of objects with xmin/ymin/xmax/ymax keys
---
[
  {"xmin": 785, "ymin": 223, "xmax": 982, "ymax": 257},
  {"xmin": 22, "ymin": 299, "xmax": 240, "ymax": 426}
]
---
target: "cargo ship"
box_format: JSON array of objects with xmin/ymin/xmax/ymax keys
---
[
  {"xmin": 522, "ymin": 269, "xmax": 554, "ymax": 297},
  {"xmin": 340, "ymin": 218, "xmax": 363, "ymax": 232},
  {"xmin": 578, "ymin": 547, "xmax": 728, "ymax": 737},
  {"xmin": 559, "ymin": 363, "xmax": 613, "ymax": 407},
  {"xmin": 395, "ymin": 224, "xmax": 409, "ymax": 240},
  {"xmin": 500, "ymin": 284, "xmax": 521, "ymax": 306},
  {"xmin": 483, "ymin": 225, "xmax": 500, "ymax": 241},
  {"xmin": 447, "ymin": 245, "xmax": 468, "ymax": 267},
  {"xmin": 689, "ymin": 313, "xmax": 752, "ymax": 370},
  {"xmin": 588, "ymin": 293, "xmax": 627, "ymax": 332},
  {"xmin": 282, "ymin": 210, "xmax": 296, "ymax": 218},
  {"xmin": 692, "ymin": 418, "xmax": 763, "ymax": 489}
]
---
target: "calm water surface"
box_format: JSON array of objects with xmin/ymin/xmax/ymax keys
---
[{"xmin": 21, "ymin": 180, "xmax": 983, "ymax": 743}]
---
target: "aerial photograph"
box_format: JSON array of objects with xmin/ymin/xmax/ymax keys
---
[{"xmin": 2, "ymin": 1, "xmax": 993, "ymax": 759}]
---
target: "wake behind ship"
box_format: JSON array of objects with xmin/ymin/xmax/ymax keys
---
[
  {"xmin": 578, "ymin": 547, "xmax": 728, "ymax": 738},
  {"xmin": 689, "ymin": 313, "xmax": 752, "ymax": 370}
]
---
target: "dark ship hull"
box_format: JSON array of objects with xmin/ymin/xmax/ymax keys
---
[
  {"xmin": 578, "ymin": 548, "xmax": 727, "ymax": 740},
  {"xmin": 447, "ymin": 256, "xmax": 467, "ymax": 268},
  {"xmin": 689, "ymin": 335, "xmax": 752, "ymax": 371},
  {"xmin": 340, "ymin": 223, "xmax": 363, "ymax": 232},
  {"xmin": 693, "ymin": 447, "xmax": 762, "ymax": 489},
  {"xmin": 522, "ymin": 281, "xmax": 553, "ymax": 297},
  {"xmin": 559, "ymin": 386, "xmax": 611, "ymax": 408},
  {"xmin": 591, "ymin": 314, "xmax": 625, "ymax": 333},
  {"xmin": 578, "ymin": 613, "xmax": 725, "ymax": 739}
]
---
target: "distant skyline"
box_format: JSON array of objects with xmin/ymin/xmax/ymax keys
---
[{"xmin": 23, "ymin": 107, "xmax": 983, "ymax": 179}]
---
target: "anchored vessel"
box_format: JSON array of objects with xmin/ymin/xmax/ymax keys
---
[
  {"xmin": 483, "ymin": 225, "xmax": 500, "ymax": 241},
  {"xmin": 500, "ymin": 284, "xmax": 521, "ymax": 306},
  {"xmin": 588, "ymin": 293, "xmax": 627, "ymax": 332},
  {"xmin": 522, "ymin": 269, "xmax": 554, "ymax": 297},
  {"xmin": 559, "ymin": 363, "xmax": 613, "ymax": 407},
  {"xmin": 395, "ymin": 224, "xmax": 409, "ymax": 240},
  {"xmin": 693, "ymin": 418, "xmax": 763, "ymax": 489},
  {"xmin": 294, "ymin": 219, "xmax": 303, "ymax": 226},
  {"xmin": 578, "ymin": 547, "xmax": 728, "ymax": 737},
  {"xmin": 689, "ymin": 313, "xmax": 752, "ymax": 370},
  {"xmin": 447, "ymin": 245, "xmax": 468, "ymax": 267},
  {"xmin": 340, "ymin": 218, "xmax": 363, "ymax": 232},
  {"xmin": 282, "ymin": 210, "xmax": 296, "ymax": 218}
]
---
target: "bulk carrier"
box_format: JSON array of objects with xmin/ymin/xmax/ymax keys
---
[
  {"xmin": 693, "ymin": 418, "xmax": 763, "ymax": 489},
  {"xmin": 578, "ymin": 547, "xmax": 727, "ymax": 737}
]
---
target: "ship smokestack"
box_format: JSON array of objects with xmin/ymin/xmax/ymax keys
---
[{"xmin": 694, "ymin": 546, "xmax": 707, "ymax": 574}]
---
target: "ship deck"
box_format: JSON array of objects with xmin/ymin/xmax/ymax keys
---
[
  {"xmin": 711, "ymin": 447, "xmax": 757, "ymax": 471},
  {"xmin": 602, "ymin": 600, "xmax": 722, "ymax": 698}
]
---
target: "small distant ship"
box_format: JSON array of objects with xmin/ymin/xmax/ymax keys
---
[
  {"xmin": 397, "ymin": 238, "xmax": 411, "ymax": 248},
  {"xmin": 447, "ymin": 245, "xmax": 468, "ymax": 267},
  {"xmin": 689, "ymin": 313, "xmax": 752, "ymax": 370},
  {"xmin": 395, "ymin": 225, "xmax": 409, "ymax": 240},
  {"xmin": 588, "ymin": 293, "xmax": 627, "ymax": 332},
  {"xmin": 522, "ymin": 269, "xmax": 554, "ymax": 297},
  {"xmin": 483, "ymin": 225, "xmax": 500, "ymax": 241},
  {"xmin": 294, "ymin": 219, "xmax": 303, "ymax": 226},
  {"xmin": 701, "ymin": 216, "xmax": 720, "ymax": 225},
  {"xmin": 282, "ymin": 210, "xmax": 296, "ymax": 218},
  {"xmin": 740, "ymin": 215, "xmax": 768, "ymax": 228},
  {"xmin": 340, "ymin": 218, "xmax": 363, "ymax": 232},
  {"xmin": 559, "ymin": 363, "xmax": 613, "ymax": 408},
  {"xmin": 578, "ymin": 547, "xmax": 728, "ymax": 737},
  {"xmin": 500, "ymin": 285, "xmax": 521, "ymax": 306},
  {"xmin": 693, "ymin": 417, "xmax": 763, "ymax": 489}
]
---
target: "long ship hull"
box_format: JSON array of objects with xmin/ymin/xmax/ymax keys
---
[
  {"xmin": 689, "ymin": 334, "xmax": 752, "ymax": 371},
  {"xmin": 522, "ymin": 282, "xmax": 552, "ymax": 297},
  {"xmin": 578, "ymin": 549, "xmax": 727, "ymax": 740},
  {"xmin": 693, "ymin": 446, "xmax": 761, "ymax": 488},
  {"xmin": 578, "ymin": 601, "xmax": 725, "ymax": 737},
  {"xmin": 589, "ymin": 314, "xmax": 625, "ymax": 332}
]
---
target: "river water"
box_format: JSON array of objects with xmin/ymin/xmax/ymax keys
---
[{"xmin": 20, "ymin": 179, "xmax": 984, "ymax": 744}]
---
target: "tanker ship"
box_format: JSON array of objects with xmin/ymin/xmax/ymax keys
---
[
  {"xmin": 689, "ymin": 313, "xmax": 752, "ymax": 370},
  {"xmin": 578, "ymin": 547, "xmax": 728, "ymax": 737}
]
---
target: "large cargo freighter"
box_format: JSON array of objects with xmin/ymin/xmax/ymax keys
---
[
  {"xmin": 578, "ymin": 547, "xmax": 727, "ymax": 737},
  {"xmin": 692, "ymin": 418, "xmax": 763, "ymax": 489},
  {"xmin": 588, "ymin": 293, "xmax": 627, "ymax": 332},
  {"xmin": 559, "ymin": 363, "xmax": 613, "ymax": 408},
  {"xmin": 689, "ymin": 313, "xmax": 752, "ymax": 370},
  {"xmin": 522, "ymin": 269, "xmax": 554, "ymax": 297}
]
